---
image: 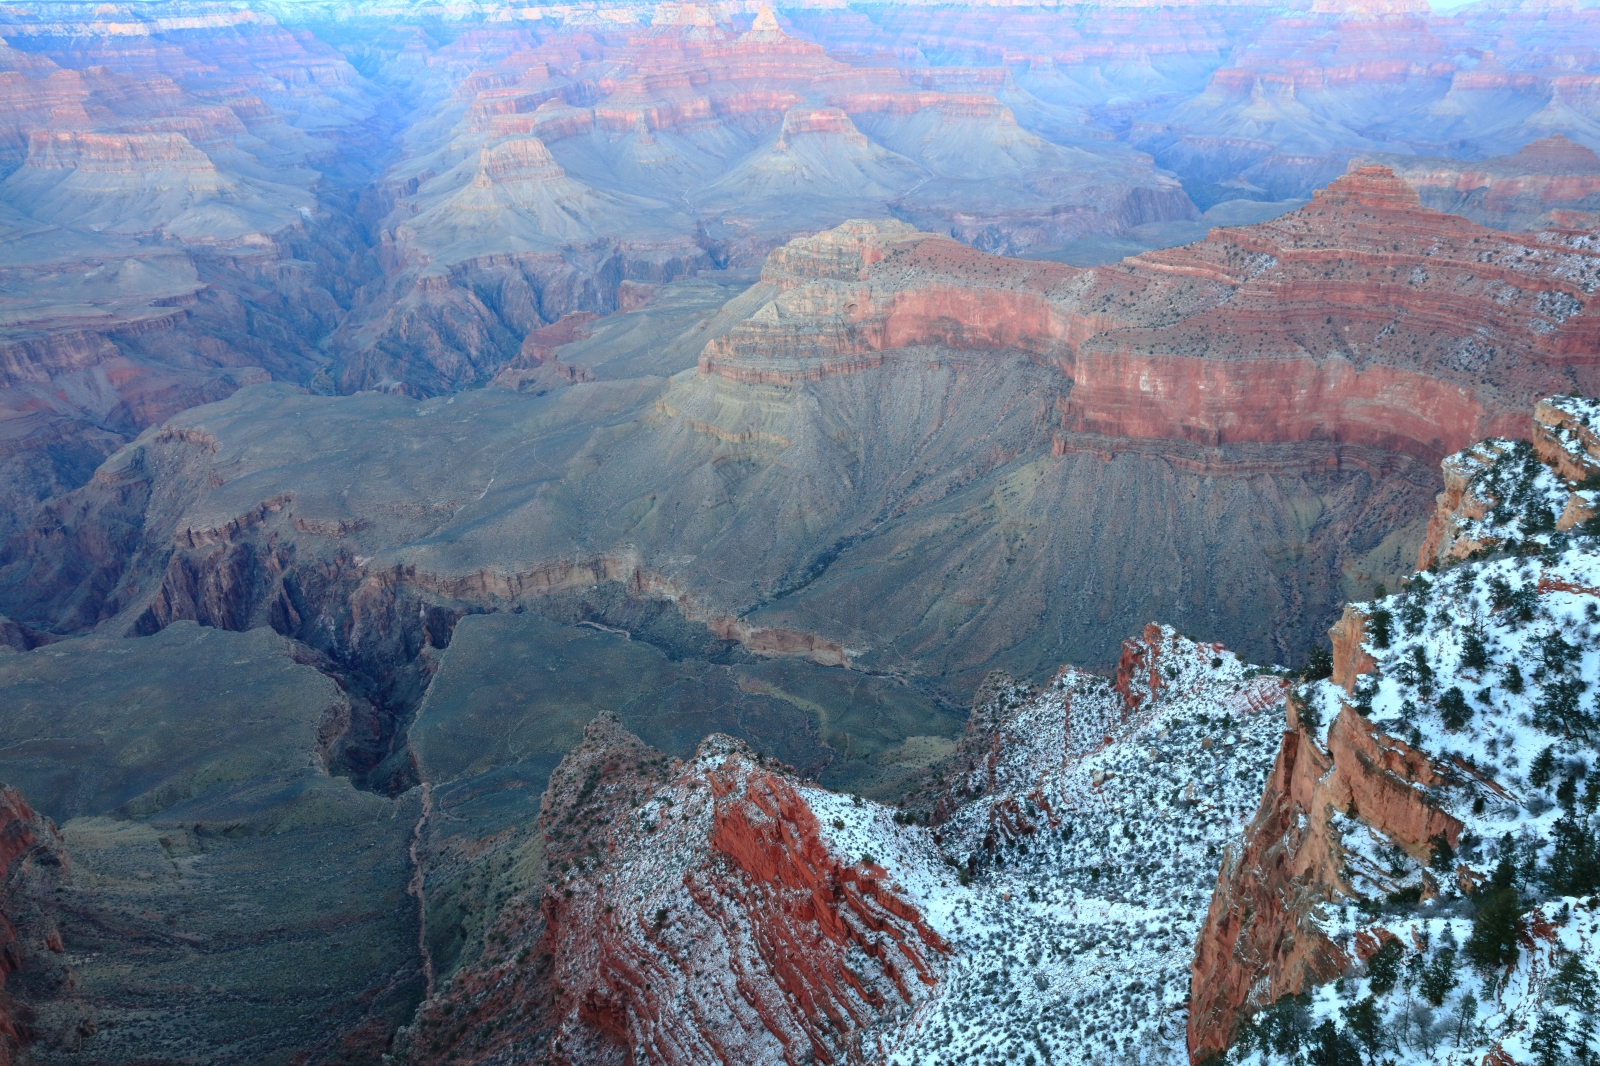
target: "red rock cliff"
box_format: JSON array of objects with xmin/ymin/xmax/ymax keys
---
[
  {"xmin": 402, "ymin": 714, "xmax": 947, "ymax": 1066},
  {"xmin": 698, "ymin": 167, "xmax": 1599, "ymax": 465}
]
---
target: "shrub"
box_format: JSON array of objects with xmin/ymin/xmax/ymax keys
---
[
  {"xmin": 1504, "ymin": 662, "xmax": 1525, "ymax": 694},
  {"xmin": 1306, "ymin": 1019, "xmax": 1362, "ymax": 1066},
  {"xmin": 1545, "ymin": 812, "xmax": 1600, "ymax": 897},
  {"xmin": 1401, "ymin": 596, "xmax": 1429, "ymax": 636},
  {"xmin": 1488, "ymin": 577, "xmax": 1538, "ymax": 623},
  {"xmin": 1296, "ymin": 696, "xmax": 1323, "ymax": 733},
  {"xmin": 1534, "ymin": 677, "xmax": 1594, "ymax": 737}
]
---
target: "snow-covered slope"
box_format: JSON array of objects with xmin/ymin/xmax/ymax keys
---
[
  {"xmin": 399, "ymin": 628, "xmax": 1293, "ymax": 1066},
  {"xmin": 884, "ymin": 626, "xmax": 1290, "ymax": 1066},
  {"xmin": 1198, "ymin": 394, "xmax": 1600, "ymax": 1066},
  {"xmin": 397, "ymin": 396, "xmax": 1600, "ymax": 1066}
]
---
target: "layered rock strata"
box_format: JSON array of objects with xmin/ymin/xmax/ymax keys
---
[
  {"xmin": 1363, "ymin": 136, "xmax": 1600, "ymax": 233},
  {"xmin": 404, "ymin": 624, "xmax": 1295, "ymax": 1066},
  {"xmin": 1190, "ymin": 395, "xmax": 1600, "ymax": 1063},
  {"xmin": 400, "ymin": 714, "xmax": 952, "ymax": 1066},
  {"xmin": 0, "ymin": 5, "xmax": 382, "ymax": 538},
  {"xmin": 698, "ymin": 169, "xmax": 1600, "ymax": 464}
]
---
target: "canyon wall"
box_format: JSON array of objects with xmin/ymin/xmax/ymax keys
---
[{"xmin": 1190, "ymin": 396, "xmax": 1600, "ymax": 1062}]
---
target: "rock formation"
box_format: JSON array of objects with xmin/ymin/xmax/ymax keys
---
[
  {"xmin": 1362, "ymin": 136, "xmax": 1600, "ymax": 233},
  {"xmin": 337, "ymin": 6, "xmax": 1196, "ymax": 395},
  {"xmin": 11, "ymin": 171, "xmax": 1584, "ymax": 729},
  {"xmin": 0, "ymin": 4, "xmax": 380, "ymax": 540},
  {"xmin": 402, "ymin": 625, "xmax": 1294, "ymax": 1066},
  {"xmin": 1190, "ymin": 395, "xmax": 1600, "ymax": 1064}
]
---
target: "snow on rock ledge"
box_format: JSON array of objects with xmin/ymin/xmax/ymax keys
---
[{"xmin": 1194, "ymin": 395, "xmax": 1600, "ymax": 1066}]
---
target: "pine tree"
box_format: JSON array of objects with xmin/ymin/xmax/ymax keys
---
[
  {"xmin": 1533, "ymin": 1013, "xmax": 1569, "ymax": 1066},
  {"xmin": 1439, "ymin": 687, "xmax": 1471, "ymax": 730},
  {"xmin": 1465, "ymin": 857, "xmax": 1522, "ymax": 974},
  {"xmin": 1369, "ymin": 607, "xmax": 1394, "ymax": 650},
  {"xmin": 1462, "ymin": 629, "xmax": 1490, "ymax": 670},
  {"xmin": 1420, "ymin": 948, "xmax": 1459, "ymax": 1007},
  {"xmin": 1306, "ymin": 1020, "xmax": 1362, "ymax": 1066},
  {"xmin": 1366, "ymin": 939, "xmax": 1404, "ymax": 997},
  {"xmin": 1344, "ymin": 995, "xmax": 1385, "ymax": 1063},
  {"xmin": 1532, "ymin": 746, "xmax": 1559, "ymax": 788},
  {"xmin": 1551, "ymin": 953, "xmax": 1600, "ymax": 1013},
  {"xmin": 1453, "ymin": 993, "xmax": 1479, "ymax": 1049},
  {"xmin": 1505, "ymin": 662, "xmax": 1526, "ymax": 694}
]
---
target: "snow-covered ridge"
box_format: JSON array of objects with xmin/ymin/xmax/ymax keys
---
[
  {"xmin": 883, "ymin": 625, "xmax": 1291, "ymax": 1066},
  {"xmin": 1206, "ymin": 395, "xmax": 1600, "ymax": 1066}
]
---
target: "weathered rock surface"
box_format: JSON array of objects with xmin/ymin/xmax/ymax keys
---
[
  {"xmin": 1363, "ymin": 135, "xmax": 1600, "ymax": 233},
  {"xmin": 404, "ymin": 624, "xmax": 1295, "ymax": 1066},
  {"xmin": 1190, "ymin": 394, "xmax": 1600, "ymax": 1063},
  {"xmin": 401, "ymin": 714, "xmax": 951, "ymax": 1066}
]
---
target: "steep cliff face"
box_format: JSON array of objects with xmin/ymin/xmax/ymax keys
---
[
  {"xmin": 1191, "ymin": 395, "xmax": 1600, "ymax": 1066},
  {"xmin": 1417, "ymin": 395, "xmax": 1600, "ymax": 569},
  {"xmin": 698, "ymin": 168, "xmax": 1599, "ymax": 465}
]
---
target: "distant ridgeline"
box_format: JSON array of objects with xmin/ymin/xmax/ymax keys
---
[{"xmin": 1192, "ymin": 394, "xmax": 1600, "ymax": 1066}]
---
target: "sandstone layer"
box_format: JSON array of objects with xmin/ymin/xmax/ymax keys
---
[
  {"xmin": 1189, "ymin": 395, "xmax": 1600, "ymax": 1062},
  {"xmin": 400, "ymin": 715, "xmax": 950, "ymax": 1066}
]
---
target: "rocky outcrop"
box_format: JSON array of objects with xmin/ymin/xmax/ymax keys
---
[
  {"xmin": 1363, "ymin": 135, "xmax": 1600, "ymax": 232},
  {"xmin": 401, "ymin": 715, "xmax": 949, "ymax": 1066},
  {"xmin": 1186, "ymin": 684, "xmax": 1463, "ymax": 1061},
  {"xmin": 1418, "ymin": 395, "xmax": 1600, "ymax": 567},
  {"xmin": 404, "ymin": 626, "xmax": 1292, "ymax": 1066},
  {"xmin": 1531, "ymin": 393, "xmax": 1600, "ymax": 484},
  {"xmin": 1190, "ymin": 394, "xmax": 1600, "ymax": 1062}
]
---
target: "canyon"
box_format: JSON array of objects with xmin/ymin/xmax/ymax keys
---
[{"xmin": 0, "ymin": 1, "xmax": 1597, "ymax": 1063}]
